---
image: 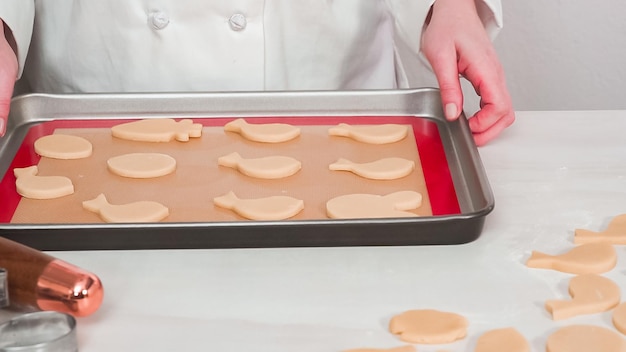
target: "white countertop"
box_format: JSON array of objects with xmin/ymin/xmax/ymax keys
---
[{"xmin": 4, "ymin": 110, "xmax": 626, "ymax": 351}]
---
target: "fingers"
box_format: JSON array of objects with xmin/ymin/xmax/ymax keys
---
[
  {"xmin": 470, "ymin": 105, "xmax": 515, "ymax": 146},
  {"xmin": 426, "ymin": 48, "xmax": 464, "ymax": 122},
  {"xmin": 0, "ymin": 21, "xmax": 18, "ymax": 137}
]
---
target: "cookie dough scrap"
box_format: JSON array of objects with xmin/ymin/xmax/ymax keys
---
[
  {"xmin": 612, "ymin": 302, "xmax": 626, "ymax": 335},
  {"xmin": 575, "ymin": 214, "xmax": 626, "ymax": 244},
  {"xmin": 111, "ymin": 118, "xmax": 202, "ymax": 142},
  {"xmin": 526, "ymin": 243, "xmax": 617, "ymax": 274},
  {"xmin": 107, "ymin": 153, "xmax": 176, "ymax": 178},
  {"xmin": 14, "ymin": 165, "xmax": 74, "ymax": 199},
  {"xmin": 224, "ymin": 118, "xmax": 300, "ymax": 143},
  {"xmin": 326, "ymin": 191, "xmax": 422, "ymax": 219},
  {"xmin": 343, "ymin": 346, "xmax": 416, "ymax": 352},
  {"xmin": 329, "ymin": 157, "xmax": 415, "ymax": 180},
  {"xmin": 545, "ymin": 273, "xmax": 620, "ymax": 320},
  {"xmin": 546, "ymin": 325, "xmax": 626, "ymax": 352},
  {"xmin": 328, "ymin": 123, "xmax": 409, "ymax": 144},
  {"xmin": 474, "ymin": 327, "xmax": 530, "ymax": 352},
  {"xmin": 83, "ymin": 193, "xmax": 169, "ymax": 223},
  {"xmin": 389, "ymin": 309, "xmax": 468, "ymax": 344},
  {"xmin": 213, "ymin": 191, "xmax": 304, "ymax": 220},
  {"xmin": 218, "ymin": 152, "xmax": 301, "ymax": 179},
  {"xmin": 34, "ymin": 134, "xmax": 93, "ymax": 159}
]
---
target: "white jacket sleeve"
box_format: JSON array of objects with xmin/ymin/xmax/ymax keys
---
[
  {"xmin": 0, "ymin": 1, "xmax": 35, "ymax": 78},
  {"xmin": 386, "ymin": 0, "xmax": 503, "ymax": 88}
]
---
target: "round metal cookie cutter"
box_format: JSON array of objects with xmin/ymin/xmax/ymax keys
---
[{"xmin": 0, "ymin": 311, "xmax": 77, "ymax": 352}]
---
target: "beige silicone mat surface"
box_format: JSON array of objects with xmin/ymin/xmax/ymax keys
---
[{"xmin": 10, "ymin": 123, "xmax": 432, "ymax": 223}]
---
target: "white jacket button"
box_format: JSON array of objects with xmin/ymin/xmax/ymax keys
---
[
  {"xmin": 149, "ymin": 11, "xmax": 170, "ymax": 30},
  {"xmin": 228, "ymin": 13, "xmax": 247, "ymax": 31}
]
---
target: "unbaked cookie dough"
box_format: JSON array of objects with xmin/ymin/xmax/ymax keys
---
[
  {"xmin": 82, "ymin": 193, "xmax": 169, "ymax": 223},
  {"xmin": 389, "ymin": 309, "xmax": 468, "ymax": 344},
  {"xmin": 546, "ymin": 325, "xmax": 626, "ymax": 352},
  {"xmin": 14, "ymin": 165, "xmax": 74, "ymax": 199},
  {"xmin": 34, "ymin": 134, "xmax": 93, "ymax": 159},
  {"xmin": 329, "ymin": 157, "xmax": 415, "ymax": 180},
  {"xmin": 224, "ymin": 118, "xmax": 301, "ymax": 143},
  {"xmin": 545, "ymin": 273, "xmax": 620, "ymax": 320},
  {"xmin": 612, "ymin": 302, "xmax": 626, "ymax": 335},
  {"xmin": 343, "ymin": 346, "xmax": 415, "ymax": 352},
  {"xmin": 329, "ymin": 123, "xmax": 409, "ymax": 144},
  {"xmin": 575, "ymin": 214, "xmax": 626, "ymax": 245},
  {"xmin": 213, "ymin": 191, "xmax": 304, "ymax": 220},
  {"xmin": 474, "ymin": 327, "xmax": 530, "ymax": 352},
  {"xmin": 111, "ymin": 118, "xmax": 203, "ymax": 142},
  {"xmin": 326, "ymin": 191, "xmax": 422, "ymax": 219},
  {"xmin": 526, "ymin": 243, "xmax": 617, "ymax": 274},
  {"xmin": 218, "ymin": 152, "xmax": 301, "ymax": 179},
  {"xmin": 107, "ymin": 153, "xmax": 176, "ymax": 178}
]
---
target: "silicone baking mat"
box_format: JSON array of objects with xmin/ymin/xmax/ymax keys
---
[{"xmin": 2, "ymin": 116, "xmax": 456, "ymax": 223}]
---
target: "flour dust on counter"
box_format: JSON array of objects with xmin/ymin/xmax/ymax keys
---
[
  {"xmin": 526, "ymin": 242, "xmax": 617, "ymax": 274},
  {"xmin": 575, "ymin": 213, "xmax": 626, "ymax": 245},
  {"xmin": 544, "ymin": 273, "xmax": 620, "ymax": 320},
  {"xmin": 342, "ymin": 345, "xmax": 415, "ymax": 352}
]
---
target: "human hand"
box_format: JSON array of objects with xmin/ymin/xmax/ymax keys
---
[
  {"xmin": 421, "ymin": 0, "xmax": 514, "ymax": 146},
  {"xmin": 0, "ymin": 20, "xmax": 18, "ymax": 137}
]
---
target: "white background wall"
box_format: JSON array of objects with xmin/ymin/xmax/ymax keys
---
[{"xmin": 492, "ymin": 0, "xmax": 626, "ymax": 111}]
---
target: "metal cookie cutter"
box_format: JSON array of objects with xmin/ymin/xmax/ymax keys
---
[
  {"xmin": 0, "ymin": 311, "xmax": 77, "ymax": 352},
  {"xmin": 0, "ymin": 268, "xmax": 8, "ymax": 308},
  {"xmin": 0, "ymin": 268, "xmax": 78, "ymax": 351}
]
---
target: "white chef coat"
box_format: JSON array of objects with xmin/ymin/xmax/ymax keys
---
[{"xmin": 0, "ymin": 0, "xmax": 502, "ymax": 93}]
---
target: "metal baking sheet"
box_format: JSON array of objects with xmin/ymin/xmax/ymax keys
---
[{"xmin": 0, "ymin": 88, "xmax": 493, "ymax": 250}]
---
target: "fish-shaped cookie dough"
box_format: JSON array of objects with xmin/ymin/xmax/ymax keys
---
[
  {"xmin": 526, "ymin": 243, "xmax": 617, "ymax": 274},
  {"xmin": 328, "ymin": 123, "xmax": 409, "ymax": 144},
  {"xmin": 326, "ymin": 191, "xmax": 422, "ymax": 219},
  {"xmin": 545, "ymin": 274, "xmax": 620, "ymax": 320},
  {"xmin": 213, "ymin": 191, "xmax": 304, "ymax": 220},
  {"xmin": 329, "ymin": 157, "xmax": 415, "ymax": 180},
  {"xmin": 14, "ymin": 165, "xmax": 74, "ymax": 199},
  {"xmin": 224, "ymin": 118, "xmax": 300, "ymax": 143},
  {"xmin": 575, "ymin": 214, "xmax": 626, "ymax": 245},
  {"xmin": 83, "ymin": 193, "xmax": 169, "ymax": 223},
  {"xmin": 218, "ymin": 152, "xmax": 301, "ymax": 179},
  {"xmin": 111, "ymin": 118, "xmax": 202, "ymax": 142}
]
